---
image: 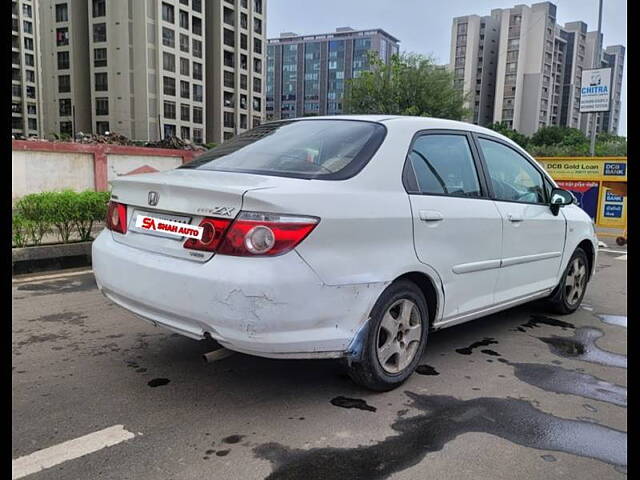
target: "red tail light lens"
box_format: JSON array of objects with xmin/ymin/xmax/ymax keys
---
[
  {"xmin": 217, "ymin": 212, "xmax": 319, "ymax": 257},
  {"xmin": 183, "ymin": 217, "xmax": 232, "ymax": 252},
  {"xmin": 106, "ymin": 201, "xmax": 127, "ymax": 234}
]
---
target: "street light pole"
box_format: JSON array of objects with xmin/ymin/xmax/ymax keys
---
[{"xmin": 589, "ymin": 0, "xmax": 603, "ymax": 156}]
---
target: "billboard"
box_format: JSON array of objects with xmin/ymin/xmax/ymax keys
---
[
  {"xmin": 579, "ymin": 68, "xmax": 612, "ymax": 113},
  {"xmin": 556, "ymin": 181, "xmax": 599, "ymax": 219}
]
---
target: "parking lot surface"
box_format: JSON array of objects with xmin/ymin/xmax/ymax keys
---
[{"xmin": 12, "ymin": 249, "xmax": 626, "ymax": 479}]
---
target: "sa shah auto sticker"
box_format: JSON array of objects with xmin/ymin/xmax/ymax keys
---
[{"xmin": 135, "ymin": 215, "xmax": 203, "ymax": 240}]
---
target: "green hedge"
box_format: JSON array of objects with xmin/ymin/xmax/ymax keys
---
[{"xmin": 12, "ymin": 190, "xmax": 111, "ymax": 247}]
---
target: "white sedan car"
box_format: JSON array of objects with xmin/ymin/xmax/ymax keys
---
[{"xmin": 93, "ymin": 115, "xmax": 597, "ymax": 391}]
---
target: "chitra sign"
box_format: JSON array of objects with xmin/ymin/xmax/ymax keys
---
[{"xmin": 580, "ymin": 68, "xmax": 612, "ymax": 113}]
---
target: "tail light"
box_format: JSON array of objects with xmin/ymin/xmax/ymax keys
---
[
  {"xmin": 106, "ymin": 201, "xmax": 128, "ymax": 234},
  {"xmin": 183, "ymin": 211, "xmax": 319, "ymax": 257},
  {"xmin": 183, "ymin": 217, "xmax": 233, "ymax": 252}
]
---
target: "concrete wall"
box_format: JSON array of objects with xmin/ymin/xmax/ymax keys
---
[{"xmin": 12, "ymin": 140, "xmax": 201, "ymax": 203}]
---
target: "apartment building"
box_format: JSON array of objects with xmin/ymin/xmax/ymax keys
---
[
  {"xmin": 559, "ymin": 21, "xmax": 587, "ymax": 129},
  {"xmin": 206, "ymin": 0, "xmax": 266, "ymax": 142},
  {"xmin": 32, "ymin": 0, "xmax": 265, "ymax": 144},
  {"xmin": 265, "ymin": 27, "xmax": 400, "ymax": 120},
  {"xmin": 450, "ymin": 14, "xmax": 500, "ymax": 126},
  {"xmin": 11, "ymin": 0, "xmax": 43, "ymax": 138},
  {"xmin": 39, "ymin": 0, "xmax": 92, "ymax": 138},
  {"xmin": 600, "ymin": 45, "xmax": 625, "ymax": 134}
]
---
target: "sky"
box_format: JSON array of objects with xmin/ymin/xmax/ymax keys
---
[{"xmin": 266, "ymin": 0, "xmax": 627, "ymax": 136}]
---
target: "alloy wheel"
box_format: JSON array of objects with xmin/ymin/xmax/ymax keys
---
[
  {"xmin": 564, "ymin": 257, "xmax": 587, "ymax": 306},
  {"xmin": 376, "ymin": 298, "xmax": 422, "ymax": 374}
]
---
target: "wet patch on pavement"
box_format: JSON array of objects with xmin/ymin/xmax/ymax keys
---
[
  {"xmin": 415, "ymin": 365, "xmax": 439, "ymax": 375},
  {"xmin": 255, "ymin": 392, "xmax": 626, "ymax": 479},
  {"xmin": 455, "ymin": 338, "xmax": 498, "ymax": 355},
  {"xmin": 597, "ymin": 314, "xmax": 627, "ymax": 328},
  {"xmin": 222, "ymin": 435, "xmax": 245, "ymax": 444},
  {"xmin": 538, "ymin": 327, "xmax": 627, "ymax": 368},
  {"xmin": 28, "ymin": 311, "xmax": 88, "ymax": 326},
  {"xmin": 16, "ymin": 275, "xmax": 97, "ymax": 297},
  {"xmin": 480, "ymin": 349, "xmax": 501, "ymax": 356},
  {"xmin": 519, "ymin": 315, "xmax": 575, "ymax": 331},
  {"xmin": 147, "ymin": 378, "xmax": 170, "ymax": 387},
  {"xmin": 505, "ymin": 360, "xmax": 626, "ymax": 407},
  {"xmin": 330, "ymin": 396, "xmax": 377, "ymax": 412}
]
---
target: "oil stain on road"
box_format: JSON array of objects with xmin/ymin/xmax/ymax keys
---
[{"xmin": 255, "ymin": 392, "xmax": 626, "ymax": 480}]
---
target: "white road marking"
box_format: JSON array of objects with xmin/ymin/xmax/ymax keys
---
[
  {"xmin": 12, "ymin": 269, "xmax": 93, "ymax": 285},
  {"xmin": 598, "ymin": 241, "xmax": 608, "ymax": 248},
  {"xmin": 598, "ymin": 248, "xmax": 627, "ymax": 255},
  {"xmin": 616, "ymin": 254, "xmax": 627, "ymax": 261},
  {"xmin": 12, "ymin": 425, "xmax": 135, "ymax": 479}
]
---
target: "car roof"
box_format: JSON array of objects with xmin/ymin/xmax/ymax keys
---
[{"xmin": 296, "ymin": 114, "xmax": 520, "ymax": 150}]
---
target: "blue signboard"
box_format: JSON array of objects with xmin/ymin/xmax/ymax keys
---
[
  {"xmin": 604, "ymin": 204, "xmax": 623, "ymax": 218},
  {"xmin": 604, "ymin": 163, "xmax": 626, "ymax": 176},
  {"xmin": 605, "ymin": 191, "xmax": 623, "ymax": 202}
]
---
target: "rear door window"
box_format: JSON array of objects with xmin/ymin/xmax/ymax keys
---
[
  {"xmin": 407, "ymin": 134, "xmax": 482, "ymax": 197},
  {"xmin": 181, "ymin": 120, "xmax": 386, "ymax": 180}
]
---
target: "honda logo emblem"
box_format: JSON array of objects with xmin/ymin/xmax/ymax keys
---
[{"xmin": 148, "ymin": 191, "xmax": 159, "ymax": 206}]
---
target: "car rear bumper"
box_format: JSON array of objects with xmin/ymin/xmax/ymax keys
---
[{"xmin": 92, "ymin": 230, "xmax": 386, "ymax": 359}]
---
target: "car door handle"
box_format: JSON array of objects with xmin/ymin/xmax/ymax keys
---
[
  {"xmin": 419, "ymin": 210, "xmax": 443, "ymax": 222},
  {"xmin": 507, "ymin": 214, "xmax": 523, "ymax": 223}
]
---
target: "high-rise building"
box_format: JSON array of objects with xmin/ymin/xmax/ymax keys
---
[
  {"xmin": 265, "ymin": 27, "xmax": 400, "ymax": 120},
  {"xmin": 33, "ymin": 0, "xmax": 265, "ymax": 144},
  {"xmin": 39, "ymin": 0, "xmax": 92, "ymax": 138},
  {"xmin": 449, "ymin": 2, "xmax": 624, "ymax": 137},
  {"xmin": 12, "ymin": 0, "xmax": 44, "ymax": 138},
  {"xmin": 450, "ymin": 14, "xmax": 500, "ymax": 126},
  {"xmin": 206, "ymin": 0, "xmax": 266, "ymax": 143}
]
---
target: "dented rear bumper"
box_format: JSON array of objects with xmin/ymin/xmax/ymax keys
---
[{"xmin": 92, "ymin": 230, "xmax": 385, "ymax": 358}]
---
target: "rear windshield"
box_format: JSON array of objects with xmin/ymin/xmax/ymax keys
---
[{"xmin": 180, "ymin": 119, "xmax": 386, "ymax": 179}]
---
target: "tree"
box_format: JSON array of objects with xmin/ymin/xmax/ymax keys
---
[
  {"xmin": 343, "ymin": 52, "xmax": 469, "ymax": 120},
  {"xmin": 487, "ymin": 122, "xmax": 529, "ymax": 148},
  {"xmin": 530, "ymin": 126, "xmax": 588, "ymax": 147}
]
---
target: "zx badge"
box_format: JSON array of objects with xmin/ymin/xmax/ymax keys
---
[{"xmin": 195, "ymin": 206, "xmax": 236, "ymax": 217}]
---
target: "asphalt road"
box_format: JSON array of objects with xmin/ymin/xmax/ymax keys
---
[{"xmin": 12, "ymin": 249, "xmax": 627, "ymax": 480}]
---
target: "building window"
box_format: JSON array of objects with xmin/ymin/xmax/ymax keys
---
[
  {"xmin": 192, "ymin": 17, "xmax": 202, "ymax": 36},
  {"xmin": 58, "ymin": 75, "xmax": 71, "ymax": 93},
  {"xmin": 224, "ymin": 51, "xmax": 235, "ymax": 68},
  {"xmin": 252, "ymin": 117, "xmax": 260, "ymax": 128},
  {"xmin": 192, "ymin": 39, "xmax": 202, "ymax": 58},
  {"xmin": 193, "ymin": 84, "xmax": 203, "ymax": 102},
  {"xmin": 12, "ymin": 85, "xmax": 22, "ymax": 97},
  {"xmin": 193, "ymin": 106, "xmax": 203, "ymax": 124},
  {"xmin": 224, "ymin": 71, "xmax": 234, "ymax": 88},
  {"xmin": 193, "ymin": 128, "xmax": 203, "ymax": 144},
  {"xmin": 162, "ymin": 3, "xmax": 175, "ymax": 23},
  {"xmin": 12, "ymin": 102, "xmax": 22, "ymax": 114},
  {"xmin": 93, "ymin": 0, "xmax": 106, "ymax": 17},
  {"xmin": 180, "ymin": 34, "xmax": 189, "ymax": 52},
  {"xmin": 240, "ymin": 33, "xmax": 247, "ymax": 50},
  {"xmin": 180, "ymin": 57, "xmax": 190, "ymax": 76},
  {"xmin": 12, "ymin": 68, "xmax": 20, "ymax": 81},
  {"xmin": 224, "ymin": 7, "xmax": 235, "ymax": 26},
  {"xmin": 240, "ymin": 94, "xmax": 247, "ymax": 109},
  {"xmin": 253, "ymin": 58, "xmax": 262, "ymax": 74},
  {"xmin": 164, "ymin": 123, "xmax": 176, "ymax": 138},
  {"xmin": 93, "ymin": 23, "xmax": 107, "ymax": 42},
  {"xmin": 253, "ymin": 77, "xmax": 261, "ymax": 93},
  {"xmin": 180, "ymin": 104, "xmax": 190, "ymax": 121},
  {"xmin": 224, "ymin": 112, "xmax": 235, "ymax": 128},
  {"xmin": 60, "ymin": 121, "xmax": 73, "ymax": 135},
  {"xmin": 164, "ymin": 101, "xmax": 176, "ymax": 119},
  {"xmin": 192, "ymin": 0, "xmax": 202, "ymax": 13},
  {"xmin": 180, "ymin": 80, "xmax": 190, "ymax": 98},
  {"xmin": 224, "ymin": 131, "xmax": 234, "ymax": 140},
  {"xmin": 224, "ymin": 91, "xmax": 235, "ymax": 107},
  {"xmin": 179, "ymin": 10, "xmax": 189, "ymax": 29},
  {"xmin": 224, "ymin": 29, "xmax": 235, "ymax": 47},
  {"xmin": 56, "ymin": 28, "xmax": 70, "ymax": 46},
  {"xmin": 240, "ymin": 12, "xmax": 247, "ymax": 29},
  {"xmin": 27, "ymin": 104, "xmax": 37, "ymax": 115},
  {"xmin": 57, "ymin": 51, "xmax": 70, "ymax": 70},
  {"xmin": 23, "ymin": 21, "xmax": 33, "ymax": 34},
  {"xmin": 253, "ymin": 38, "xmax": 262, "ymax": 54},
  {"xmin": 12, "ymin": 117, "xmax": 22, "ymax": 130},
  {"xmin": 240, "ymin": 74, "xmax": 247, "ymax": 90},
  {"xmin": 95, "ymin": 97, "xmax": 109, "ymax": 115},
  {"xmin": 254, "ymin": 18, "xmax": 262, "ymax": 34},
  {"xmin": 25, "ymin": 70, "xmax": 35, "ymax": 83},
  {"xmin": 55, "ymin": 4, "xmax": 69, "ymax": 22},
  {"xmin": 96, "ymin": 121, "xmax": 109, "ymax": 134},
  {"xmin": 59, "ymin": 99, "xmax": 72, "ymax": 116},
  {"xmin": 240, "ymin": 54, "xmax": 247, "ymax": 70},
  {"xmin": 162, "ymin": 28, "xmax": 175, "ymax": 48},
  {"xmin": 164, "ymin": 76, "xmax": 176, "ymax": 96},
  {"xmin": 163, "ymin": 52, "xmax": 176, "ymax": 72},
  {"xmin": 180, "ymin": 126, "xmax": 190, "ymax": 140},
  {"xmin": 24, "ymin": 37, "xmax": 34, "ymax": 51},
  {"xmin": 252, "ymin": 96, "xmax": 261, "ymax": 112},
  {"xmin": 254, "ymin": 0, "xmax": 262, "ymax": 14},
  {"xmin": 94, "ymin": 48, "xmax": 107, "ymax": 67},
  {"xmin": 12, "ymin": 51, "xmax": 20, "ymax": 66},
  {"xmin": 95, "ymin": 72, "xmax": 108, "ymax": 91},
  {"xmin": 25, "ymin": 54, "xmax": 34, "ymax": 67},
  {"xmin": 28, "ymin": 118, "xmax": 37, "ymax": 131},
  {"xmin": 22, "ymin": 4, "xmax": 32, "ymax": 18},
  {"xmin": 193, "ymin": 62, "xmax": 202, "ymax": 80}
]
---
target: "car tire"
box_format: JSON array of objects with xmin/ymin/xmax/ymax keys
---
[
  {"xmin": 547, "ymin": 247, "xmax": 590, "ymax": 315},
  {"xmin": 346, "ymin": 279, "xmax": 429, "ymax": 392}
]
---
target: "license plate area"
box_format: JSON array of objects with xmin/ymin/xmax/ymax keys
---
[{"xmin": 130, "ymin": 209, "xmax": 197, "ymax": 241}]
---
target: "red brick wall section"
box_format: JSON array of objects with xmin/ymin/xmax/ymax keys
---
[{"xmin": 12, "ymin": 140, "xmax": 202, "ymax": 192}]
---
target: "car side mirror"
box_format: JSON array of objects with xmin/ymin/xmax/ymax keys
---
[{"xmin": 549, "ymin": 188, "xmax": 573, "ymax": 216}]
